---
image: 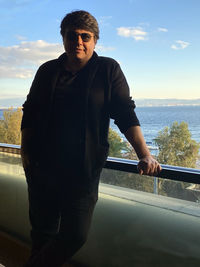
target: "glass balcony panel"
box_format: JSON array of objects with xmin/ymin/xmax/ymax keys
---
[
  {"xmin": 100, "ymin": 168, "xmax": 200, "ymax": 203},
  {"xmin": 0, "ymin": 151, "xmax": 24, "ymax": 177}
]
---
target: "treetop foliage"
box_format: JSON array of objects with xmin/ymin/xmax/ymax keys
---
[
  {"xmin": 108, "ymin": 127, "xmax": 128, "ymax": 157},
  {"xmin": 154, "ymin": 121, "xmax": 200, "ymax": 168},
  {"xmin": 108, "ymin": 127, "xmax": 137, "ymax": 159},
  {"xmin": 0, "ymin": 107, "xmax": 22, "ymax": 145}
]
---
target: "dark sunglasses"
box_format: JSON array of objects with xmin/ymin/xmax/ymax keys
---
[{"xmin": 66, "ymin": 31, "xmax": 93, "ymax": 42}]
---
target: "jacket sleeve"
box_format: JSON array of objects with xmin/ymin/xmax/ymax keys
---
[
  {"xmin": 109, "ymin": 62, "xmax": 140, "ymax": 133},
  {"xmin": 21, "ymin": 66, "xmax": 43, "ymax": 130}
]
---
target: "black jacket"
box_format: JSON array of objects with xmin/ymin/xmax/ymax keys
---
[{"xmin": 21, "ymin": 52, "xmax": 140, "ymax": 189}]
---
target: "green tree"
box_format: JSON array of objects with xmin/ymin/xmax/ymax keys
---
[
  {"xmin": 154, "ymin": 121, "xmax": 200, "ymax": 202},
  {"xmin": 154, "ymin": 121, "xmax": 200, "ymax": 168},
  {"xmin": 108, "ymin": 127, "xmax": 137, "ymax": 159},
  {"xmin": 0, "ymin": 107, "xmax": 22, "ymax": 145},
  {"xmin": 108, "ymin": 127, "xmax": 128, "ymax": 157}
]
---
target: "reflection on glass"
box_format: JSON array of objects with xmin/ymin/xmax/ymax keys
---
[
  {"xmin": 100, "ymin": 168, "xmax": 200, "ymax": 203},
  {"xmin": 0, "ymin": 152, "xmax": 24, "ymax": 176}
]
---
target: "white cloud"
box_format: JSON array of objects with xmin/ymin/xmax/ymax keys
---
[
  {"xmin": 171, "ymin": 40, "xmax": 190, "ymax": 50},
  {"xmin": 95, "ymin": 44, "xmax": 115, "ymax": 52},
  {"xmin": 117, "ymin": 27, "xmax": 148, "ymax": 41},
  {"xmin": 0, "ymin": 66, "xmax": 33, "ymax": 79},
  {"xmin": 15, "ymin": 35, "xmax": 27, "ymax": 41},
  {"xmin": 0, "ymin": 40, "xmax": 64, "ymax": 79},
  {"xmin": 158, "ymin": 27, "xmax": 168, "ymax": 32},
  {"xmin": 0, "ymin": 40, "xmax": 116, "ymax": 79}
]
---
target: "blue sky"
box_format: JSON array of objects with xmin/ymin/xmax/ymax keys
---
[{"xmin": 0, "ymin": 0, "xmax": 200, "ymax": 104}]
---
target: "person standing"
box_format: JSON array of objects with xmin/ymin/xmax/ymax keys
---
[{"xmin": 21, "ymin": 10, "xmax": 161, "ymax": 266}]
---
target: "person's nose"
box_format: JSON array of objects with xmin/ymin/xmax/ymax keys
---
[{"xmin": 77, "ymin": 35, "xmax": 83, "ymax": 45}]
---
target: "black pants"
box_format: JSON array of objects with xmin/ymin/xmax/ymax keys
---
[{"xmin": 24, "ymin": 167, "xmax": 98, "ymax": 267}]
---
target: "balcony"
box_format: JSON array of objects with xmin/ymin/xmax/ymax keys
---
[{"xmin": 0, "ymin": 143, "xmax": 200, "ymax": 266}]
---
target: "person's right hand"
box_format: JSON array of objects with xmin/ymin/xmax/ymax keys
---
[{"xmin": 137, "ymin": 156, "xmax": 162, "ymax": 176}]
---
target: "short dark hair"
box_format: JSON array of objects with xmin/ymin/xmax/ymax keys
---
[{"xmin": 60, "ymin": 10, "xmax": 99, "ymax": 40}]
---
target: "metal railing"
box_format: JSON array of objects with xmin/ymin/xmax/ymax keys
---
[
  {"xmin": 0, "ymin": 143, "xmax": 200, "ymax": 184},
  {"xmin": 0, "ymin": 143, "xmax": 20, "ymax": 154},
  {"xmin": 105, "ymin": 157, "xmax": 200, "ymax": 184}
]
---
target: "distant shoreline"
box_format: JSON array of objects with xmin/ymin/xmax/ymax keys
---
[
  {"xmin": 0, "ymin": 97, "xmax": 200, "ymax": 109},
  {"xmin": 1, "ymin": 104, "xmax": 200, "ymax": 109},
  {"xmin": 135, "ymin": 98, "xmax": 200, "ymax": 107},
  {"xmin": 136, "ymin": 104, "xmax": 200, "ymax": 107}
]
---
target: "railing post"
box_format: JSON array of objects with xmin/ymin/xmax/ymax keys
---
[{"xmin": 154, "ymin": 177, "xmax": 158, "ymax": 194}]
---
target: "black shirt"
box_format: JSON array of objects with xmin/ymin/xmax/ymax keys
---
[{"xmin": 46, "ymin": 68, "xmax": 84, "ymax": 171}]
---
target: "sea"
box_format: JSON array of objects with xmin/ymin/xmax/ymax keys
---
[
  {"xmin": 110, "ymin": 105, "xmax": 200, "ymax": 147},
  {"xmin": 0, "ymin": 105, "xmax": 200, "ymax": 145}
]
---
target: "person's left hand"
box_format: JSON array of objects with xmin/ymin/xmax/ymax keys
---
[{"xmin": 137, "ymin": 156, "xmax": 162, "ymax": 176}]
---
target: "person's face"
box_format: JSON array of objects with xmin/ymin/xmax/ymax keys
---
[{"xmin": 63, "ymin": 28, "xmax": 96, "ymax": 64}]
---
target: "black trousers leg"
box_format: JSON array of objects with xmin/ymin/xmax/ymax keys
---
[
  {"xmin": 25, "ymin": 168, "xmax": 61, "ymax": 259},
  {"xmin": 24, "ymin": 169, "xmax": 98, "ymax": 267}
]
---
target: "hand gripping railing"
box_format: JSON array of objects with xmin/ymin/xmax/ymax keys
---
[{"xmin": 105, "ymin": 157, "xmax": 200, "ymax": 185}]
